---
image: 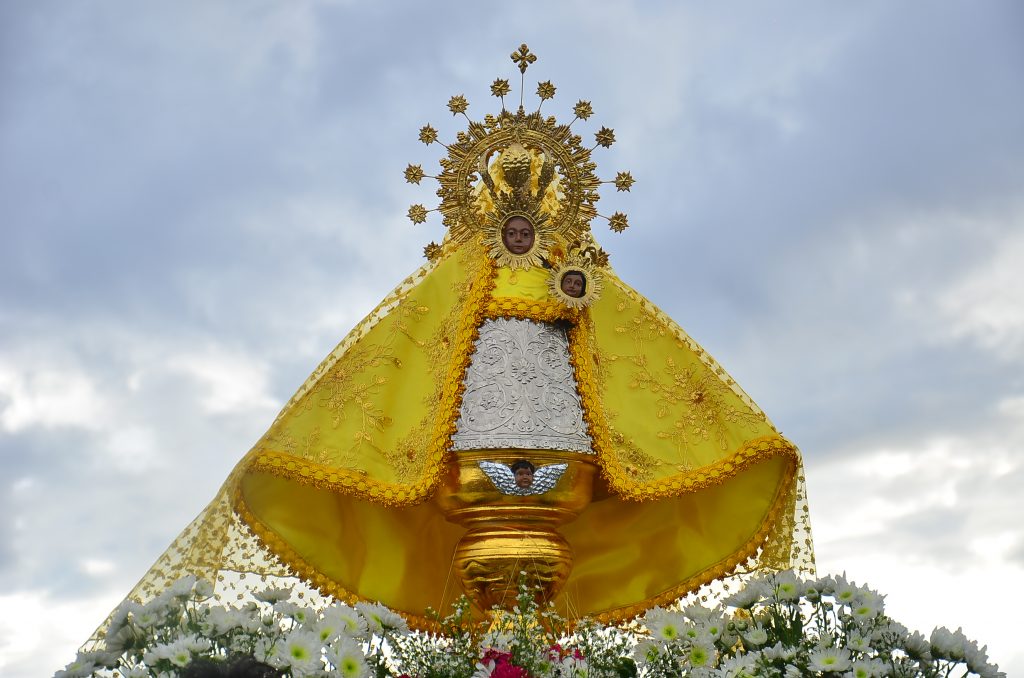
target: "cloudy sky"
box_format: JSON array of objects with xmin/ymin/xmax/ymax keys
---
[{"xmin": 2, "ymin": 2, "xmax": 1022, "ymax": 675}]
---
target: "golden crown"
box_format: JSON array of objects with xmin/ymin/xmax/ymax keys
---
[{"xmin": 406, "ymin": 44, "xmax": 634, "ymax": 270}]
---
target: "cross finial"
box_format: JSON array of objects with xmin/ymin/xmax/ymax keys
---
[{"xmin": 510, "ymin": 44, "xmax": 537, "ymax": 74}]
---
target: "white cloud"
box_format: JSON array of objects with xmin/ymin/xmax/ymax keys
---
[
  {"xmin": 78, "ymin": 558, "xmax": 116, "ymax": 577},
  {"xmin": 164, "ymin": 349, "xmax": 279, "ymax": 416},
  {"xmin": 0, "ymin": 588, "xmax": 122, "ymax": 677},
  {"xmin": 0, "ymin": 364, "xmax": 108, "ymax": 434},
  {"xmin": 807, "ymin": 413, "xmax": 1024, "ymax": 673},
  {"xmin": 939, "ymin": 225, "xmax": 1024, "ymax": 360}
]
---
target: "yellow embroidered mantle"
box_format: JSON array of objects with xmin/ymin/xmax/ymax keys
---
[{"xmin": 105, "ymin": 241, "xmax": 813, "ymax": 634}]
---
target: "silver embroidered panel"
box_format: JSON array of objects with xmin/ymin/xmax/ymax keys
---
[
  {"xmin": 478, "ymin": 461, "xmax": 569, "ymax": 495},
  {"xmin": 451, "ymin": 318, "xmax": 593, "ymax": 453}
]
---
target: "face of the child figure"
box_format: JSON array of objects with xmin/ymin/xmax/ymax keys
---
[
  {"xmin": 560, "ymin": 271, "xmax": 585, "ymax": 298},
  {"xmin": 502, "ymin": 216, "xmax": 535, "ymax": 255},
  {"xmin": 514, "ymin": 466, "xmax": 534, "ymax": 488}
]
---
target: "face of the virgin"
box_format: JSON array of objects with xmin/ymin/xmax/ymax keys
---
[
  {"xmin": 502, "ymin": 217, "xmax": 535, "ymax": 255},
  {"xmin": 560, "ymin": 272, "xmax": 585, "ymax": 298}
]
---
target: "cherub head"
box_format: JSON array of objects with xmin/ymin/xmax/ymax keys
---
[
  {"xmin": 560, "ymin": 270, "xmax": 586, "ymax": 298},
  {"xmin": 510, "ymin": 459, "xmax": 535, "ymax": 488},
  {"xmin": 502, "ymin": 216, "xmax": 535, "ymax": 255}
]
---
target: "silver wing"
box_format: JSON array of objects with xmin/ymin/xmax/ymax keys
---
[
  {"xmin": 477, "ymin": 461, "xmax": 568, "ymax": 496},
  {"xmin": 529, "ymin": 463, "xmax": 568, "ymax": 494},
  {"xmin": 478, "ymin": 461, "xmax": 519, "ymax": 494}
]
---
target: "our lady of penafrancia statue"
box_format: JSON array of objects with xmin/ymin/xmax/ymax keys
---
[{"xmin": 93, "ymin": 45, "xmax": 814, "ymax": 635}]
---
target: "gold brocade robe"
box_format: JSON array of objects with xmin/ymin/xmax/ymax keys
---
[{"xmin": 142, "ymin": 241, "xmax": 811, "ymax": 627}]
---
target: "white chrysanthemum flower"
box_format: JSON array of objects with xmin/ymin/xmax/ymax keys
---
[
  {"xmin": 254, "ymin": 635, "xmax": 280, "ymax": 664},
  {"xmin": 720, "ymin": 654, "xmax": 758, "ymax": 678},
  {"xmin": 963, "ymin": 638, "xmax": 1003, "ymax": 677},
  {"xmin": 106, "ymin": 599, "xmax": 141, "ymax": 634},
  {"xmin": 783, "ymin": 665, "xmax": 802, "ymax": 678},
  {"xmin": 274, "ymin": 600, "xmax": 314, "ymax": 625},
  {"xmin": 699, "ymin": 619, "xmax": 724, "ymax": 641},
  {"xmin": 833, "ymin": 576, "xmax": 860, "ymax": 606},
  {"xmin": 557, "ymin": 655, "xmax": 589, "ymax": 677},
  {"xmin": 930, "ymin": 626, "xmax": 968, "ymax": 660},
  {"xmin": 771, "ymin": 571, "xmax": 801, "ymax": 602},
  {"xmin": 473, "ymin": 659, "xmax": 497, "ymax": 678},
  {"xmin": 644, "ymin": 607, "xmax": 687, "ymax": 641},
  {"xmin": 134, "ymin": 605, "xmax": 165, "ymax": 629},
  {"xmin": 681, "ymin": 603, "xmax": 719, "ymax": 623},
  {"xmin": 850, "ymin": 658, "xmax": 887, "ymax": 678},
  {"xmin": 356, "ymin": 601, "xmax": 409, "ymax": 633},
  {"xmin": 148, "ymin": 638, "xmax": 195, "ymax": 668},
  {"xmin": 323, "ymin": 602, "xmax": 369, "ymax": 639},
  {"xmin": 808, "ymin": 646, "xmax": 852, "ymax": 672},
  {"xmin": 194, "ymin": 578, "xmax": 215, "ymax": 598},
  {"xmin": 326, "ymin": 637, "xmax": 369, "ymax": 678},
  {"xmin": 632, "ymin": 638, "xmax": 660, "ymax": 662},
  {"xmin": 846, "ymin": 631, "xmax": 871, "ymax": 652},
  {"xmin": 851, "ymin": 591, "xmax": 885, "ymax": 622},
  {"xmin": 201, "ymin": 606, "xmax": 245, "ymax": 636},
  {"xmin": 761, "ymin": 641, "xmax": 796, "ymax": 662},
  {"xmin": 903, "ymin": 630, "xmax": 931, "ymax": 660},
  {"xmin": 480, "ymin": 629, "xmax": 513, "ymax": 651},
  {"xmin": 254, "ymin": 586, "xmax": 294, "ymax": 604},
  {"xmin": 275, "ymin": 629, "xmax": 322, "ymax": 672},
  {"xmin": 813, "ymin": 574, "xmax": 837, "ymax": 594},
  {"xmin": 103, "ymin": 622, "xmax": 142, "ymax": 654},
  {"xmin": 742, "ymin": 626, "xmax": 768, "ymax": 647},
  {"xmin": 168, "ymin": 574, "xmax": 198, "ymax": 598},
  {"xmin": 872, "ymin": 619, "xmax": 909, "ymax": 646},
  {"xmin": 54, "ymin": 655, "xmax": 96, "ymax": 678},
  {"xmin": 122, "ymin": 667, "xmax": 149, "ymax": 678},
  {"xmin": 722, "ymin": 581, "xmax": 766, "ymax": 609},
  {"xmin": 181, "ymin": 633, "xmax": 212, "ymax": 654},
  {"xmin": 687, "ymin": 640, "xmax": 717, "ymax": 669}
]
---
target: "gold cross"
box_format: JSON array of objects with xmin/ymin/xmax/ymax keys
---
[{"xmin": 510, "ymin": 44, "xmax": 537, "ymax": 74}]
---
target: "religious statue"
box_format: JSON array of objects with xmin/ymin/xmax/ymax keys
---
[{"xmin": 99, "ymin": 45, "xmax": 813, "ymax": 633}]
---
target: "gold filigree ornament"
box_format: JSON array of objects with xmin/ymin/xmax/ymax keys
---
[
  {"xmin": 548, "ymin": 242, "xmax": 606, "ymax": 309},
  {"xmin": 406, "ymin": 44, "xmax": 635, "ymax": 269}
]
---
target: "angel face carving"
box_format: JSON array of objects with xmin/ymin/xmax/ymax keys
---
[
  {"xmin": 511, "ymin": 460, "xmax": 535, "ymax": 488},
  {"xmin": 478, "ymin": 460, "xmax": 568, "ymax": 496}
]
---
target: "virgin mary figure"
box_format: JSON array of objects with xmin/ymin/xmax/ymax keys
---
[{"xmin": 96, "ymin": 47, "xmax": 813, "ymax": 632}]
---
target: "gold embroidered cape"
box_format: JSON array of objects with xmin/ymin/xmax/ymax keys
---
[{"xmin": 108, "ymin": 239, "xmax": 813, "ymax": 630}]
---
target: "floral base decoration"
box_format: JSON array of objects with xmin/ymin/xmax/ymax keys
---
[{"xmin": 58, "ymin": 571, "xmax": 1003, "ymax": 678}]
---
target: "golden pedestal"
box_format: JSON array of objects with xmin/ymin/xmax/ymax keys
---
[{"xmin": 435, "ymin": 449, "xmax": 597, "ymax": 611}]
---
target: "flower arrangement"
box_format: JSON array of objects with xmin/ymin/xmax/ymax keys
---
[{"xmin": 57, "ymin": 571, "xmax": 1003, "ymax": 678}]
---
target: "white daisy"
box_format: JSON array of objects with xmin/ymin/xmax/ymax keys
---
[
  {"xmin": 356, "ymin": 601, "xmax": 409, "ymax": 634},
  {"xmin": 849, "ymin": 658, "xmax": 887, "ymax": 677},
  {"xmin": 719, "ymin": 654, "xmax": 758, "ymax": 678},
  {"xmin": 644, "ymin": 607, "xmax": 686, "ymax": 641},
  {"xmin": 721, "ymin": 582, "xmax": 766, "ymax": 609},
  {"xmin": 686, "ymin": 640, "xmax": 717, "ymax": 669},
  {"xmin": 742, "ymin": 626, "xmax": 768, "ymax": 647},
  {"xmin": 323, "ymin": 602, "xmax": 369, "ymax": 639},
  {"xmin": 326, "ymin": 637, "xmax": 369, "ymax": 678},
  {"xmin": 275, "ymin": 629, "xmax": 322, "ymax": 672},
  {"xmin": 194, "ymin": 578, "xmax": 215, "ymax": 598},
  {"xmin": 54, "ymin": 656, "xmax": 96, "ymax": 678},
  {"xmin": 168, "ymin": 574, "xmax": 198, "ymax": 598},
  {"xmin": 254, "ymin": 586, "xmax": 294, "ymax": 604},
  {"xmin": 930, "ymin": 626, "xmax": 968, "ymax": 660},
  {"xmin": 771, "ymin": 570, "xmax": 801, "ymax": 602},
  {"xmin": 808, "ymin": 646, "xmax": 852, "ymax": 672}
]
